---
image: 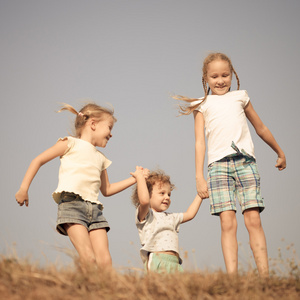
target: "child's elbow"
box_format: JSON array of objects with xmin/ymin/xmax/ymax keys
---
[
  {"xmin": 256, "ymin": 124, "xmax": 268, "ymax": 137},
  {"xmin": 100, "ymin": 187, "xmax": 110, "ymax": 197}
]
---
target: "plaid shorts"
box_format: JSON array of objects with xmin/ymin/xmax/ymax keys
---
[{"xmin": 207, "ymin": 154, "xmax": 265, "ymax": 215}]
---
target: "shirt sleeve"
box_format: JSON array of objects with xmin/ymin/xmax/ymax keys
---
[
  {"xmin": 174, "ymin": 212, "xmax": 184, "ymax": 232},
  {"xmin": 135, "ymin": 206, "xmax": 152, "ymax": 225},
  {"xmin": 242, "ymin": 90, "xmax": 250, "ymax": 108},
  {"xmin": 191, "ymin": 98, "xmax": 205, "ymax": 113},
  {"xmin": 57, "ymin": 136, "xmax": 75, "ymax": 156},
  {"xmin": 98, "ymin": 150, "xmax": 112, "ymax": 171}
]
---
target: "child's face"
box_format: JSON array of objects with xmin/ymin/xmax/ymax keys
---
[
  {"xmin": 150, "ymin": 182, "xmax": 171, "ymax": 212},
  {"xmin": 93, "ymin": 115, "xmax": 114, "ymax": 148},
  {"xmin": 206, "ymin": 59, "xmax": 232, "ymax": 95}
]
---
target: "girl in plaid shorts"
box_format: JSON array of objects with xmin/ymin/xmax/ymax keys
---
[{"xmin": 174, "ymin": 52, "xmax": 286, "ymax": 276}]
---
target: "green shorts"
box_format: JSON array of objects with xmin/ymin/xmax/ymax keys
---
[{"xmin": 146, "ymin": 253, "xmax": 183, "ymax": 273}]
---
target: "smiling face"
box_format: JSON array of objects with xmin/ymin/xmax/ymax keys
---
[
  {"xmin": 206, "ymin": 59, "xmax": 232, "ymax": 95},
  {"xmin": 93, "ymin": 114, "xmax": 114, "ymax": 148},
  {"xmin": 149, "ymin": 182, "xmax": 171, "ymax": 212}
]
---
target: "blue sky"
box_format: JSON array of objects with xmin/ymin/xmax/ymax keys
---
[{"xmin": 1, "ymin": 0, "xmax": 299, "ymax": 272}]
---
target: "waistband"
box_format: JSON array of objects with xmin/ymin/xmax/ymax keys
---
[{"xmin": 149, "ymin": 253, "xmax": 180, "ymax": 263}]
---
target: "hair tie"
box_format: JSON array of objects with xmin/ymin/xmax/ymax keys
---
[{"xmin": 78, "ymin": 112, "xmax": 84, "ymax": 117}]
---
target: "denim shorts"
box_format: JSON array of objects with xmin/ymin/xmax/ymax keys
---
[
  {"xmin": 56, "ymin": 192, "xmax": 110, "ymax": 236},
  {"xmin": 147, "ymin": 253, "xmax": 183, "ymax": 273},
  {"xmin": 207, "ymin": 154, "xmax": 265, "ymax": 215}
]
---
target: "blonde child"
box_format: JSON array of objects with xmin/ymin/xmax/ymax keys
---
[
  {"xmin": 131, "ymin": 167, "xmax": 202, "ymax": 273},
  {"xmin": 174, "ymin": 52, "xmax": 286, "ymax": 276},
  {"xmin": 15, "ymin": 103, "xmax": 147, "ymax": 269}
]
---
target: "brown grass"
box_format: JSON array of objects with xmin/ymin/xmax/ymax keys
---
[
  {"xmin": 1, "ymin": 243, "xmax": 299, "ymax": 300},
  {"xmin": 0, "ymin": 253, "xmax": 299, "ymax": 300}
]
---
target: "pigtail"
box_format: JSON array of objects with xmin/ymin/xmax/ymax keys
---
[
  {"xmin": 58, "ymin": 103, "xmax": 79, "ymax": 116},
  {"xmin": 57, "ymin": 102, "xmax": 116, "ymax": 138},
  {"xmin": 173, "ymin": 77, "xmax": 209, "ymax": 116},
  {"xmin": 232, "ymin": 67, "xmax": 240, "ymax": 90}
]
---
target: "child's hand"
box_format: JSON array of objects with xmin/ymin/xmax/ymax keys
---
[
  {"xmin": 275, "ymin": 156, "xmax": 286, "ymax": 171},
  {"xmin": 130, "ymin": 166, "xmax": 145, "ymax": 179},
  {"xmin": 15, "ymin": 189, "xmax": 29, "ymax": 207},
  {"xmin": 142, "ymin": 168, "xmax": 150, "ymax": 179},
  {"xmin": 196, "ymin": 178, "xmax": 209, "ymax": 199}
]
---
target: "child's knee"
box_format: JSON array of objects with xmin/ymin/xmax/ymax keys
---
[
  {"xmin": 244, "ymin": 209, "xmax": 262, "ymax": 230},
  {"xmin": 220, "ymin": 211, "xmax": 237, "ymax": 232},
  {"xmin": 95, "ymin": 252, "xmax": 112, "ymax": 267}
]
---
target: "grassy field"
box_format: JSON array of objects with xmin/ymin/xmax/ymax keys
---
[{"xmin": 1, "ymin": 245, "xmax": 299, "ymax": 300}]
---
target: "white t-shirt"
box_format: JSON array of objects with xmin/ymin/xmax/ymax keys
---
[
  {"xmin": 193, "ymin": 90, "xmax": 255, "ymax": 165},
  {"xmin": 135, "ymin": 208, "xmax": 183, "ymax": 264},
  {"xmin": 52, "ymin": 136, "xmax": 111, "ymax": 205}
]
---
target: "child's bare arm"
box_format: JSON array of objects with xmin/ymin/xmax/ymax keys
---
[
  {"xmin": 130, "ymin": 166, "xmax": 150, "ymax": 221},
  {"xmin": 245, "ymin": 101, "xmax": 286, "ymax": 170},
  {"xmin": 100, "ymin": 170, "xmax": 137, "ymax": 196},
  {"xmin": 182, "ymin": 194, "xmax": 203, "ymax": 223},
  {"xmin": 15, "ymin": 139, "xmax": 68, "ymax": 207},
  {"xmin": 194, "ymin": 111, "xmax": 209, "ymax": 198}
]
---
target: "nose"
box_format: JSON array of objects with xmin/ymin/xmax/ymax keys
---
[{"xmin": 217, "ymin": 77, "xmax": 224, "ymax": 84}]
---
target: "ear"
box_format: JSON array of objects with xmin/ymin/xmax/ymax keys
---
[{"xmin": 90, "ymin": 118, "xmax": 97, "ymax": 131}]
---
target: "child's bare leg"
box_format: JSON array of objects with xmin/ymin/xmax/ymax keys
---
[
  {"xmin": 65, "ymin": 223, "xmax": 96, "ymax": 267},
  {"xmin": 244, "ymin": 208, "xmax": 269, "ymax": 277},
  {"xmin": 89, "ymin": 228, "xmax": 112, "ymax": 268},
  {"xmin": 220, "ymin": 210, "xmax": 238, "ymax": 274}
]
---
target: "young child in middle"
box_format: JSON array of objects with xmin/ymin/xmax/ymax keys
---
[{"xmin": 131, "ymin": 166, "xmax": 202, "ymax": 273}]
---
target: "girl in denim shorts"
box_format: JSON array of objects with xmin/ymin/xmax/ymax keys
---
[
  {"xmin": 174, "ymin": 52, "xmax": 286, "ymax": 276},
  {"xmin": 16, "ymin": 103, "xmax": 148, "ymax": 269}
]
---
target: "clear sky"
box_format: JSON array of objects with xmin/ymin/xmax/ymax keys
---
[{"xmin": 1, "ymin": 0, "xmax": 299, "ymax": 272}]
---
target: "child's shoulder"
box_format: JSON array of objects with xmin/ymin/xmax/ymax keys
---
[{"xmin": 228, "ymin": 90, "xmax": 249, "ymax": 98}]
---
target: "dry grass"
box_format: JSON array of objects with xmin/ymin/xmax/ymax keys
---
[{"xmin": 0, "ymin": 245, "xmax": 299, "ymax": 300}]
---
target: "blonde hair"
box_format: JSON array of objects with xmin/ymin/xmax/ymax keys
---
[
  {"xmin": 174, "ymin": 52, "xmax": 240, "ymax": 115},
  {"xmin": 131, "ymin": 169, "xmax": 175, "ymax": 208},
  {"xmin": 58, "ymin": 103, "xmax": 117, "ymax": 137}
]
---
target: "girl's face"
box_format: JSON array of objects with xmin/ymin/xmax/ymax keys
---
[
  {"xmin": 93, "ymin": 115, "xmax": 114, "ymax": 148},
  {"xmin": 206, "ymin": 59, "xmax": 232, "ymax": 95},
  {"xmin": 150, "ymin": 182, "xmax": 171, "ymax": 212}
]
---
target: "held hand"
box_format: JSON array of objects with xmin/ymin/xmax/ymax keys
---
[
  {"xmin": 130, "ymin": 166, "xmax": 145, "ymax": 179},
  {"xmin": 196, "ymin": 178, "xmax": 209, "ymax": 199},
  {"xmin": 142, "ymin": 168, "xmax": 150, "ymax": 179},
  {"xmin": 275, "ymin": 156, "xmax": 286, "ymax": 171},
  {"xmin": 15, "ymin": 189, "xmax": 29, "ymax": 207}
]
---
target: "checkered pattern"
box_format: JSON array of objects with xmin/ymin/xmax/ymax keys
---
[{"xmin": 207, "ymin": 155, "xmax": 265, "ymax": 215}]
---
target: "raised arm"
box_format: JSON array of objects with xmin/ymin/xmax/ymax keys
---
[
  {"xmin": 100, "ymin": 169, "xmax": 137, "ymax": 197},
  {"xmin": 182, "ymin": 194, "xmax": 203, "ymax": 223},
  {"xmin": 244, "ymin": 101, "xmax": 286, "ymax": 170},
  {"xmin": 193, "ymin": 111, "xmax": 209, "ymax": 198},
  {"xmin": 130, "ymin": 166, "xmax": 150, "ymax": 221},
  {"xmin": 15, "ymin": 139, "xmax": 68, "ymax": 207}
]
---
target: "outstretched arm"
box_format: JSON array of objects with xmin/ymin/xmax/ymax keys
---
[
  {"xmin": 182, "ymin": 194, "xmax": 203, "ymax": 223},
  {"xmin": 130, "ymin": 166, "xmax": 150, "ymax": 221},
  {"xmin": 100, "ymin": 169, "xmax": 136, "ymax": 197},
  {"xmin": 245, "ymin": 101, "xmax": 286, "ymax": 170},
  {"xmin": 15, "ymin": 139, "xmax": 68, "ymax": 207},
  {"xmin": 194, "ymin": 111, "xmax": 209, "ymax": 198},
  {"xmin": 100, "ymin": 166, "xmax": 150, "ymax": 197}
]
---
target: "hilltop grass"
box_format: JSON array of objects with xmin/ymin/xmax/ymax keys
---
[{"xmin": 0, "ymin": 244, "xmax": 299, "ymax": 300}]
